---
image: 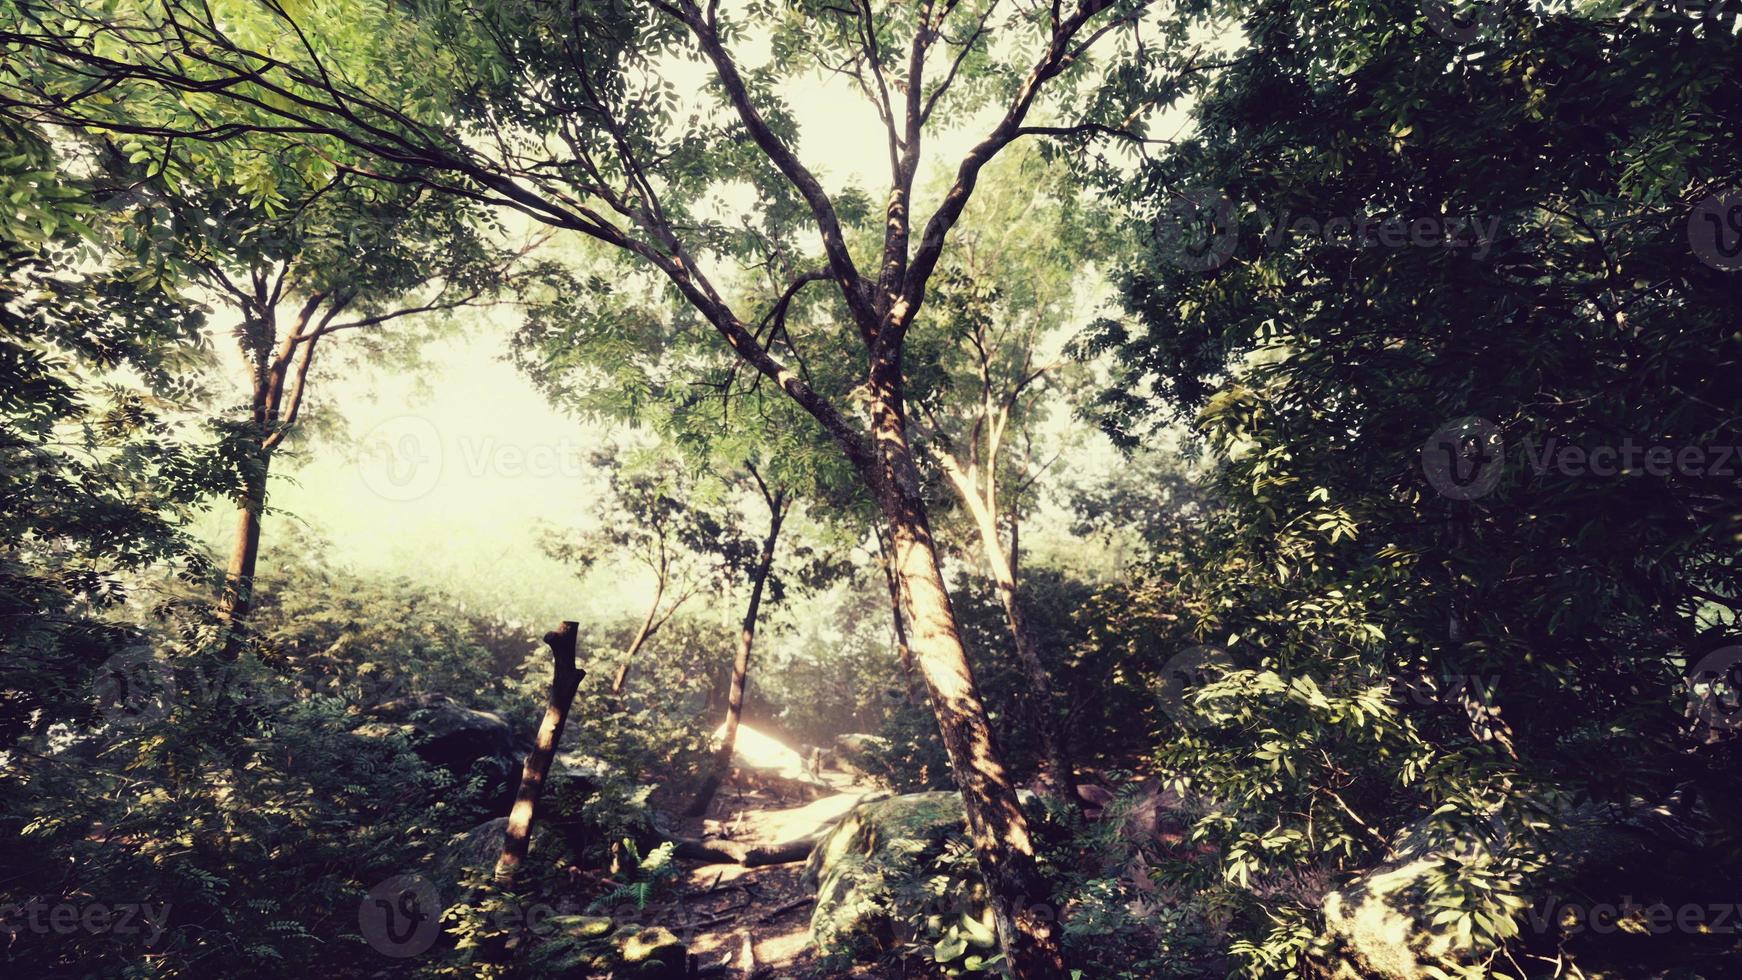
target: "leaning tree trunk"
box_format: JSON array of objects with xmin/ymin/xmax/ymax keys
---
[
  {"xmin": 609, "ymin": 578, "xmax": 664, "ymax": 696},
  {"xmin": 687, "ymin": 504, "xmax": 785, "ymax": 817},
  {"xmin": 962, "ymin": 500, "xmax": 1074, "ymax": 801},
  {"xmin": 497, "ymin": 621, "xmax": 583, "ymax": 885},
  {"xmin": 868, "ymin": 387, "xmax": 1066, "ymax": 979}
]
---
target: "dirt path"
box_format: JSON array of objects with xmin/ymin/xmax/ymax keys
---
[{"xmin": 663, "ymin": 770, "xmax": 872, "ymax": 978}]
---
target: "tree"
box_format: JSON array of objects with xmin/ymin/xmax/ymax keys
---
[
  {"xmin": 513, "ymin": 276, "xmax": 853, "ymax": 814},
  {"xmin": 543, "ymin": 447, "xmax": 752, "ymax": 696},
  {"xmin": 0, "ymin": 117, "xmax": 218, "ymax": 742},
  {"xmin": 908, "ymin": 149, "xmax": 1113, "ymax": 799},
  {"xmin": 89, "ymin": 147, "xmax": 540, "ymax": 659},
  {"xmin": 498, "ymin": 620, "xmax": 581, "ymax": 885},
  {"xmin": 685, "ymin": 463, "xmax": 790, "ymax": 816},
  {"xmin": 0, "ymin": 0, "xmax": 1217, "ymax": 968}
]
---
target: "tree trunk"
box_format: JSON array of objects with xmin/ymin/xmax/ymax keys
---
[
  {"xmin": 215, "ymin": 452, "xmax": 270, "ymax": 661},
  {"xmin": 497, "ymin": 621, "xmax": 583, "ymax": 885},
  {"xmin": 687, "ymin": 501, "xmax": 785, "ymax": 817},
  {"xmin": 868, "ymin": 388, "xmax": 1066, "ymax": 979},
  {"xmin": 609, "ymin": 578, "xmax": 665, "ymax": 695},
  {"xmin": 958, "ymin": 493, "xmax": 1073, "ymax": 801},
  {"xmin": 876, "ymin": 527, "xmax": 927, "ymax": 709}
]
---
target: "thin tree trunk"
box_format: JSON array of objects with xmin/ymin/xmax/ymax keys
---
[
  {"xmin": 609, "ymin": 577, "xmax": 665, "ymax": 695},
  {"xmin": 868, "ymin": 386, "xmax": 1065, "ymax": 979},
  {"xmin": 955, "ymin": 487, "xmax": 1073, "ymax": 801},
  {"xmin": 216, "ymin": 442, "xmax": 270, "ymax": 661},
  {"xmin": 687, "ymin": 498, "xmax": 786, "ymax": 817},
  {"xmin": 214, "ymin": 302, "xmax": 321, "ymax": 661},
  {"xmin": 497, "ymin": 621, "xmax": 583, "ymax": 885}
]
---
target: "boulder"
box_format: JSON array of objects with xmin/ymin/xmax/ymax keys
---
[
  {"xmin": 831, "ymin": 732, "xmax": 892, "ymax": 777},
  {"xmin": 613, "ymin": 924, "xmax": 687, "ymax": 977},
  {"xmin": 434, "ymin": 816, "xmax": 573, "ymax": 898},
  {"xmin": 713, "ymin": 722, "xmax": 831, "ymax": 801},
  {"xmin": 1313, "ymin": 800, "xmax": 1707, "ymax": 979},
  {"xmin": 541, "ymin": 755, "xmax": 663, "ymax": 867},
  {"xmin": 361, "ymin": 694, "xmax": 518, "ymax": 769},
  {"xmin": 356, "ymin": 694, "xmax": 523, "ymax": 812},
  {"xmin": 801, "ymin": 791, "xmax": 976, "ymax": 958}
]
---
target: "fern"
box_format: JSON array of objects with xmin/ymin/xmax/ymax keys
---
[{"xmin": 587, "ymin": 839, "xmax": 679, "ymax": 911}]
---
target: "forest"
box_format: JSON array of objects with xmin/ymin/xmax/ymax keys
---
[{"xmin": 1, "ymin": 0, "xmax": 1739, "ymax": 977}]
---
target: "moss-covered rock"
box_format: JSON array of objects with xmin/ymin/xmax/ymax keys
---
[
  {"xmin": 1313, "ymin": 801, "xmax": 1710, "ymax": 979},
  {"xmin": 613, "ymin": 925, "xmax": 686, "ymax": 976},
  {"xmin": 801, "ymin": 790, "xmax": 973, "ymax": 958},
  {"xmin": 527, "ymin": 916, "xmax": 687, "ymax": 978}
]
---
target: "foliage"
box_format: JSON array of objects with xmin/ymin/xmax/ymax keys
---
[
  {"xmin": 0, "ymin": 118, "xmax": 222, "ymax": 744},
  {"xmin": 1086, "ymin": 1, "xmax": 1742, "ymax": 974}
]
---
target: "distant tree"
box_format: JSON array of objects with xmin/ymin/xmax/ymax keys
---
[
  {"xmin": 87, "ymin": 141, "xmax": 543, "ymax": 659},
  {"xmin": 543, "ymin": 446, "xmax": 754, "ymax": 696},
  {"xmin": 908, "ymin": 149, "xmax": 1115, "ymax": 799}
]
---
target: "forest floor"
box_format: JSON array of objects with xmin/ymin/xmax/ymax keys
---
[{"xmin": 661, "ymin": 768, "xmax": 876, "ymax": 979}]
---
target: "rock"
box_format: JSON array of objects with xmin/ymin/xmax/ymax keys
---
[
  {"xmin": 356, "ymin": 694, "xmax": 523, "ymax": 812},
  {"xmin": 1313, "ymin": 799, "xmax": 1707, "ymax": 979},
  {"xmin": 801, "ymin": 791, "xmax": 975, "ymax": 958},
  {"xmin": 530, "ymin": 916, "xmax": 686, "ymax": 978},
  {"xmin": 713, "ymin": 722, "xmax": 831, "ymax": 801},
  {"xmin": 434, "ymin": 816, "xmax": 568, "ymax": 896},
  {"xmin": 362, "ymin": 694, "xmax": 518, "ymax": 770},
  {"xmin": 613, "ymin": 924, "xmax": 686, "ymax": 977},
  {"xmin": 830, "ymin": 733, "xmax": 891, "ymax": 777}
]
